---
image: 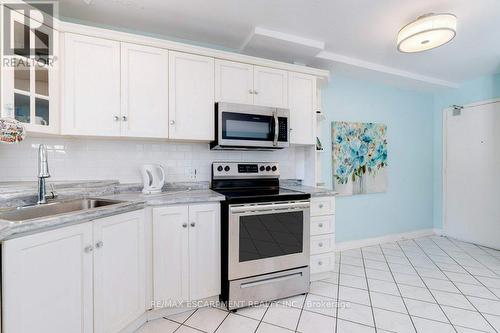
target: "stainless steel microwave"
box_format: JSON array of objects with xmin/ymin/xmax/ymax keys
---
[{"xmin": 210, "ymin": 102, "xmax": 290, "ymax": 150}]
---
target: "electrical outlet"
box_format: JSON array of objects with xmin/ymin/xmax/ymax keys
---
[{"xmin": 186, "ymin": 168, "xmax": 197, "ymax": 180}]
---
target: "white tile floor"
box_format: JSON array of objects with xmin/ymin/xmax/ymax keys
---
[{"xmin": 137, "ymin": 236, "xmax": 500, "ymax": 333}]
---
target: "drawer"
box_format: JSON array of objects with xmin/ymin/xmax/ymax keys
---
[
  {"xmin": 310, "ymin": 196, "xmax": 335, "ymax": 216},
  {"xmin": 310, "ymin": 253, "xmax": 335, "ymax": 274},
  {"xmin": 310, "ymin": 234, "xmax": 335, "ymax": 255},
  {"xmin": 310, "ymin": 215, "xmax": 335, "ymax": 236}
]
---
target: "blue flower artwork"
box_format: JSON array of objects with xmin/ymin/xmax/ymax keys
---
[{"xmin": 332, "ymin": 121, "xmax": 388, "ymax": 195}]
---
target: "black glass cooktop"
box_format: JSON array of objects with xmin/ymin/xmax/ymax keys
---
[{"xmin": 213, "ymin": 187, "xmax": 310, "ymax": 203}]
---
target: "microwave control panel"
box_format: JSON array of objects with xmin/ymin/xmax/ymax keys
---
[{"xmin": 278, "ymin": 118, "xmax": 288, "ymax": 142}]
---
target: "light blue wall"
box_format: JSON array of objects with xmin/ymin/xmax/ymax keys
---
[
  {"xmin": 432, "ymin": 73, "xmax": 500, "ymax": 228},
  {"xmin": 320, "ymin": 75, "xmax": 435, "ymax": 243}
]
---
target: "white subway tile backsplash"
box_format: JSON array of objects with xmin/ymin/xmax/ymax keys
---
[{"xmin": 0, "ymin": 137, "xmax": 300, "ymax": 183}]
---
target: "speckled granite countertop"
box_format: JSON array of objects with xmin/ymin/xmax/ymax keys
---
[{"xmin": 0, "ymin": 181, "xmax": 224, "ymax": 240}]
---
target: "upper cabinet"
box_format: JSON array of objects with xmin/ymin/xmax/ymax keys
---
[
  {"xmin": 289, "ymin": 72, "xmax": 317, "ymax": 145},
  {"xmin": 1, "ymin": 8, "xmax": 59, "ymax": 134},
  {"xmin": 62, "ymin": 33, "xmax": 121, "ymax": 136},
  {"xmin": 121, "ymin": 43, "xmax": 169, "ymax": 138},
  {"xmin": 169, "ymin": 51, "xmax": 215, "ymax": 141},
  {"xmin": 215, "ymin": 60, "xmax": 288, "ymax": 108}
]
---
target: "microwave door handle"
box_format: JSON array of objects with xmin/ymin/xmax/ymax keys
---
[{"xmin": 273, "ymin": 111, "xmax": 279, "ymax": 146}]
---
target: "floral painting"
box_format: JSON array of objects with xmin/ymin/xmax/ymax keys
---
[{"xmin": 332, "ymin": 121, "xmax": 388, "ymax": 195}]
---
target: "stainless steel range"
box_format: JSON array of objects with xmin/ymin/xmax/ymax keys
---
[{"xmin": 211, "ymin": 162, "xmax": 311, "ymax": 310}]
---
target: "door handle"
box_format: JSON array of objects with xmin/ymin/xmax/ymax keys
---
[
  {"xmin": 190, "ymin": 222, "xmax": 196, "ymax": 227},
  {"xmin": 273, "ymin": 110, "xmax": 279, "ymax": 146},
  {"xmin": 84, "ymin": 245, "xmax": 94, "ymax": 253},
  {"xmin": 95, "ymin": 241, "xmax": 104, "ymax": 249},
  {"xmin": 182, "ymin": 223, "xmax": 188, "ymax": 228}
]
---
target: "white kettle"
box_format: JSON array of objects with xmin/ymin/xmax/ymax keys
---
[{"xmin": 141, "ymin": 164, "xmax": 165, "ymax": 194}]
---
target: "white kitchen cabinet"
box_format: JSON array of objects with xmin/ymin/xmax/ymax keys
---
[
  {"xmin": 169, "ymin": 51, "xmax": 215, "ymax": 140},
  {"xmin": 215, "ymin": 60, "xmax": 254, "ymax": 105},
  {"xmin": 253, "ymin": 66, "xmax": 288, "ymax": 108},
  {"xmin": 121, "ymin": 43, "xmax": 169, "ymax": 138},
  {"xmin": 153, "ymin": 203, "xmax": 220, "ymax": 306},
  {"xmin": 188, "ymin": 203, "xmax": 221, "ymax": 300},
  {"xmin": 2, "ymin": 223, "xmax": 94, "ymax": 333},
  {"xmin": 309, "ymin": 196, "xmax": 336, "ymax": 280},
  {"xmin": 62, "ymin": 33, "xmax": 121, "ymax": 136},
  {"xmin": 93, "ymin": 210, "xmax": 147, "ymax": 333},
  {"xmin": 289, "ymin": 72, "xmax": 317, "ymax": 145},
  {"xmin": 152, "ymin": 205, "xmax": 190, "ymax": 305},
  {"xmin": 215, "ymin": 60, "xmax": 288, "ymax": 108}
]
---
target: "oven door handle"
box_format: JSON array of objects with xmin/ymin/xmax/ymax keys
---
[
  {"xmin": 273, "ymin": 110, "xmax": 279, "ymax": 146},
  {"xmin": 230, "ymin": 202, "xmax": 310, "ymax": 214}
]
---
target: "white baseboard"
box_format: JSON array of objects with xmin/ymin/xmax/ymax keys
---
[
  {"xmin": 335, "ymin": 228, "xmax": 438, "ymax": 251},
  {"xmin": 433, "ymin": 228, "xmax": 444, "ymax": 236}
]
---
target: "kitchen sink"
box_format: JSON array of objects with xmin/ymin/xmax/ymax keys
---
[{"xmin": 0, "ymin": 198, "xmax": 127, "ymax": 222}]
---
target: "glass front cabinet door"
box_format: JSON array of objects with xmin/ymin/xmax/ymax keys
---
[{"xmin": 1, "ymin": 7, "xmax": 59, "ymax": 134}]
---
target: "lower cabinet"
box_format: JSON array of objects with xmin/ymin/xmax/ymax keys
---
[
  {"xmin": 309, "ymin": 196, "xmax": 336, "ymax": 278},
  {"xmin": 1, "ymin": 210, "xmax": 146, "ymax": 333},
  {"xmin": 152, "ymin": 203, "xmax": 220, "ymax": 306}
]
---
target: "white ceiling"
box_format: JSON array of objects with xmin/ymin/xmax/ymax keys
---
[{"xmin": 58, "ymin": 0, "xmax": 500, "ymax": 88}]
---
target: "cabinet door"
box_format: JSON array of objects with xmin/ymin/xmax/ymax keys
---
[
  {"xmin": 188, "ymin": 203, "xmax": 221, "ymax": 300},
  {"xmin": 253, "ymin": 66, "xmax": 288, "ymax": 108},
  {"xmin": 169, "ymin": 51, "xmax": 215, "ymax": 140},
  {"xmin": 62, "ymin": 33, "xmax": 121, "ymax": 136},
  {"xmin": 152, "ymin": 205, "xmax": 189, "ymax": 306},
  {"xmin": 214, "ymin": 59, "xmax": 254, "ymax": 104},
  {"xmin": 93, "ymin": 210, "xmax": 146, "ymax": 333},
  {"xmin": 288, "ymin": 72, "xmax": 317, "ymax": 145},
  {"xmin": 2, "ymin": 223, "xmax": 93, "ymax": 333},
  {"xmin": 121, "ymin": 43, "xmax": 169, "ymax": 138}
]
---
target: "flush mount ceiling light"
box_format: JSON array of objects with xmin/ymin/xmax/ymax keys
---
[{"xmin": 397, "ymin": 13, "xmax": 457, "ymax": 53}]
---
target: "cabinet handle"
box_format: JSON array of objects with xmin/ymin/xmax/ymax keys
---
[
  {"xmin": 84, "ymin": 245, "xmax": 94, "ymax": 253},
  {"xmin": 190, "ymin": 222, "xmax": 196, "ymax": 227},
  {"xmin": 113, "ymin": 115, "xmax": 120, "ymax": 121},
  {"xmin": 319, "ymin": 204, "xmax": 324, "ymax": 208},
  {"xmin": 95, "ymin": 241, "xmax": 104, "ymax": 249},
  {"xmin": 170, "ymin": 120, "xmax": 175, "ymax": 125},
  {"xmin": 318, "ymin": 242, "xmax": 323, "ymax": 247},
  {"xmin": 122, "ymin": 115, "xmax": 128, "ymax": 122},
  {"xmin": 248, "ymin": 89, "xmax": 254, "ymax": 94},
  {"xmin": 318, "ymin": 223, "xmax": 324, "ymax": 228},
  {"xmin": 253, "ymin": 90, "xmax": 258, "ymax": 95},
  {"xmin": 182, "ymin": 223, "xmax": 188, "ymax": 228},
  {"xmin": 318, "ymin": 261, "xmax": 323, "ymax": 266}
]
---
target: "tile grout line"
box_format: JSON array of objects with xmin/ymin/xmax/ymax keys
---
[
  {"xmin": 378, "ymin": 244, "xmax": 419, "ymax": 333},
  {"xmin": 395, "ymin": 240, "xmax": 459, "ymax": 333},
  {"xmin": 250, "ymin": 302, "xmax": 270, "ymax": 333},
  {"xmin": 170, "ymin": 308, "xmax": 199, "ymax": 332},
  {"xmin": 414, "ymin": 238, "xmax": 498, "ymax": 333},
  {"xmin": 360, "ymin": 247, "xmax": 378, "ymax": 333}
]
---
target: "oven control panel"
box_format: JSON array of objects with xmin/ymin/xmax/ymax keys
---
[{"xmin": 212, "ymin": 162, "xmax": 280, "ymax": 178}]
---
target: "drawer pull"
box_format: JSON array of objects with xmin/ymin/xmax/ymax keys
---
[
  {"xmin": 318, "ymin": 223, "xmax": 324, "ymax": 228},
  {"xmin": 319, "ymin": 204, "xmax": 324, "ymax": 208},
  {"xmin": 318, "ymin": 242, "xmax": 323, "ymax": 247},
  {"xmin": 318, "ymin": 261, "xmax": 323, "ymax": 266}
]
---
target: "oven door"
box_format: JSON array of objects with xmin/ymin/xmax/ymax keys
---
[{"xmin": 228, "ymin": 200, "xmax": 310, "ymax": 280}]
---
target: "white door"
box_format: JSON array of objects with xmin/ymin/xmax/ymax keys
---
[
  {"xmin": 62, "ymin": 33, "xmax": 121, "ymax": 136},
  {"xmin": 93, "ymin": 210, "xmax": 146, "ymax": 333},
  {"xmin": 188, "ymin": 203, "xmax": 221, "ymax": 300},
  {"xmin": 168, "ymin": 51, "xmax": 215, "ymax": 140},
  {"xmin": 215, "ymin": 59, "xmax": 254, "ymax": 104},
  {"xmin": 253, "ymin": 66, "xmax": 288, "ymax": 108},
  {"xmin": 152, "ymin": 205, "xmax": 189, "ymax": 306},
  {"xmin": 121, "ymin": 43, "xmax": 169, "ymax": 138},
  {"xmin": 288, "ymin": 72, "xmax": 317, "ymax": 145},
  {"xmin": 444, "ymin": 101, "xmax": 500, "ymax": 249},
  {"xmin": 2, "ymin": 223, "xmax": 93, "ymax": 333}
]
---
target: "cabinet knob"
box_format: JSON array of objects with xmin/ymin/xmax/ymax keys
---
[
  {"xmin": 113, "ymin": 115, "xmax": 120, "ymax": 121},
  {"xmin": 318, "ymin": 261, "xmax": 323, "ymax": 266},
  {"xmin": 319, "ymin": 204, "xmax": 324, "ymax": 208},
  {"xmin": 190, "ymin": 222, "xmax": 196, "ymax": 227},
  {"xmin": 248, "ymin": 89, "xmax": 254, "ymax": 94},
  {"xmin": 84, "ymin": 245, "xmax": 94, "ymax": 253},
  {"xmin": 318, "ymin": 223, "xmax": 324, "ymax": 228},
  {"xmin": 289, "ymin": 128, "xmax": 293, "ymax": 131},
  {"xmin": 253, "ymin": 90, "xmax": 258, "ymax": 95},
  {"xmin": 122, "ymin": 115, "xmax": 128, "ymax": 122},
  {"xmin": 318, "ymin": 242, "xmax": 323, "ymax": 247},
  {"xmin": 182, "ymin": 223, "xmax": 188, "ymax": 228},
  {"xmin": 95, "ymin": 241, "xmax": 104, "ymax": 249},
  {"xmin": 170, "ymin": 120, "xmax": 175, "ymax": 125}
]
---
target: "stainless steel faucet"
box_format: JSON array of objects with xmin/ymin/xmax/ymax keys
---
[{"xmin": 37, "ymin": 144, "xmax": 56, "ymax": 204}]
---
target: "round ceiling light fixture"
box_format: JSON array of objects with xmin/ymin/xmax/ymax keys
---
[{"xmin": 397, "ymin": 13, "xmax": 457, "ymax": 53}]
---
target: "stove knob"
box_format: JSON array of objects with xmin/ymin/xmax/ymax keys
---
[
  {"xmin": 259, "ymin": 166, "xmax": 265, "ymax": 171},
  {"xmin": 224, "ymin": 166, "xmax": 230, "ymax": 172},
  {"xmin": 217, "ymin": 166, "xmax": 223, "ymax": 172},
  {"xmin": 266, "ymin": 166, "xmax": 271, "ymax": 172},
  {"xmin": 271, "ymin": 166, "xmax": 277, "ymax": 172}
]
